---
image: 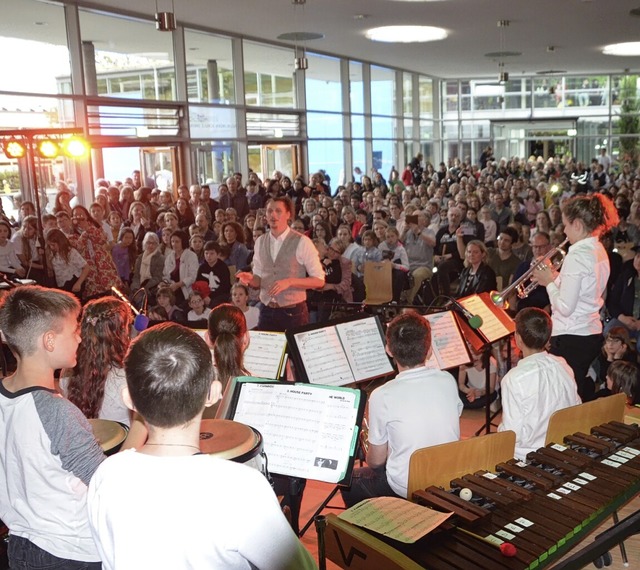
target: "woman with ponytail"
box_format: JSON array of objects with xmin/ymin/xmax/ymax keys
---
[
  {"xmin": 60, "ymin": 297, "xmax": 133, "ymax": 426},
  {"xmin": 533, "ymin": 193, "xmax": 619, "ymax": 401}
]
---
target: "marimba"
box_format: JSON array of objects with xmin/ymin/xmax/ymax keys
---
[{"xmin": 318, "ymin": 421, "xmax": 640, "ymax": 570}]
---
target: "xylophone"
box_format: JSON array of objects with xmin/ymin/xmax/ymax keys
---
[{"xmin": 319, "ymin": 421, "xmax": 640, "ymax": 570}]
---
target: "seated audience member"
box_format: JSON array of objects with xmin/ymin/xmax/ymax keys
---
[
  {"xmin": 513, "ymin": 231, "xmax": 552, "ymax": 313},
  {"xmin": 485, "ymin": 227, "xmax": 521, "ymax": 290},
  {"xmin": 163, "ymin": 229, "xmax": 199, "ymax": 306},
  {"xmin": 606, "ymin": 246, "xmax": 640, "ymax": 351},
  {"xmin": 60, "ymin": 297, "xmax": 133, "ymax": 427},
  {"xmin": 499, "ymin": 308, "xmax": 581, "ymax": 460},
  {"xmin": 45, "ymin": 228, "xmax": 90, "ymax": 297},
  {"xmin": 87, "ymin": 323, "xmax": 316, "ymax": 570},
  {"xmin": 187, "ymin": 290, "xmax": 211, "ymax": 323},
  {"xmin": 0, "ymin": 221, "xmax": 25, "ymax": 278},
  {"xmin": 196, "ymin": 241, "xmax": 232, "ymax": 308},
  {"xmin": 0, "ymin": 286, "xmax": 104, "ymax": 569},
  {"xmin": 456, "ymin": 239, "xmax": 497, "ymax": 298},
  {"xmin": 457, "ymin": 348, "xmax": 498, "ymax": 409},
  {"xmin": 308, "ymin": 238, "xmax": 344, "ymax": 323},
  {"xmin": 231, "ymin": 283, "xmax": 260, "ymax": 330},
  {"xmin": 130, "ymin": 232, "xmax": 165, "ymax": 301},
  {"xmin": 378, "ymin": 226, "xmax": 410, "ymax": 303},
  {"xmin": 591, "ymin": 326, "xmax": 636, "ymax": 391},
  {"xmin": 401, "ymin": 211, "xmax": 436, "ymax": 304},
  {"xmin": 595, "ymin": 359, "xmax": 640, "ymax": 405},
  {"xmin": 352, "ymin": 230, "xmax": 382, "ymax": 302},
  {"xmin": 340, "ymin": 313, "xmax": 462, "ymax": 507},
  {"xmin": 434, "ymin": 207, "xmax": 468, "ymax": 297},
  {"xmin": 155, "ymin": 285, "xmax": 186, "ymax": 324}
]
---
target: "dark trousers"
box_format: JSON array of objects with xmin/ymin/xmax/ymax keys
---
[
  {"xmin": 8, "ymin": 535, "xmax": 101, "ymax": 570},
  {"xmin": 550, "ymin": 333, "xmax": 602, "ymax": 402},
  {"xmin": 257, "ymin": 302, "xmax": 308, "ymax": 332},
  {"xmin": 435, "ymin": 258, "xmax": 463, "ymax": 297},
  {"xmin": 339, "ymin": 466, "xmax": 401, "ymax": 509}
]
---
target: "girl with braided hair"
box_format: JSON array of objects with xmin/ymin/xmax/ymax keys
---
[
  {"xmin": 60, "ymin": 297, "xmax": 132, "ymax": 426},
  {"xmin": 533, "ymin": 193, "xmax": 619, "ymax": 401}
]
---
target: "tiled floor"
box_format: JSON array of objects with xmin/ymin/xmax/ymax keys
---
[{"xmin": 297, "ymin": 407, "xmax": 640, "ymax": 569}]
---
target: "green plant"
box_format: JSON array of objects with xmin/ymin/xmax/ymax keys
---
[{"xmin": 617, "ymin": 75, "xmax": 639, "ymax": 168}]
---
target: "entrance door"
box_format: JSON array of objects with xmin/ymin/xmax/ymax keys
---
[
  {"xmin": 248, "ymin": 144, "xmax": 300, "ymax": 181},
  {"xmin": 492, "ymin": 121, "xmax": 576, "ymax": 162}
]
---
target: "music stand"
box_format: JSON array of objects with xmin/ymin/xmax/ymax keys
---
[{"xmin": 454, "ymin": 292, "xmax": 515, "ymax": 436}]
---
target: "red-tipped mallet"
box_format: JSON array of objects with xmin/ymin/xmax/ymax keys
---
[{"xmin": 456, "ymin": 527, "xmax": 518, "ymax": 557}]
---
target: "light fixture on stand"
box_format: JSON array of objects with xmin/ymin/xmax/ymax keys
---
[
  {"xmin": 292, "ymin": 0, "xmax": 309, "ymax": 71},
  {"xmin": 155, "ymin": 0, "xmax": 176, "ymax": 31},
  {"xmin": 497, "ymin": 19, "xmax": 510, "ymax": 84}
]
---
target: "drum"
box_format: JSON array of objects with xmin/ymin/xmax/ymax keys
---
[
  {"xmin": 200, "ymin": 419, "xmax": 269, "ymax": 479},
  {"xmin": 89, "ymin": 419, "xmax": 128, "ymax": 456}
]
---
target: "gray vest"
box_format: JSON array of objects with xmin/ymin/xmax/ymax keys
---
[{"xmin": 259, "ymin": 230, "xmax": 306, "ymax": 306}]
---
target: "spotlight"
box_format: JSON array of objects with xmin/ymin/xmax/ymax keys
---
[
  {"xmin": 36, "ymin": 139, "xmax": 59, "ymax": 159},
  {"xmin": 61, "ymin": 136, "xmax": 90, "ymax": 158},
  {"xmin": 550, "ymin": 183, "xmax": 560, "ymax": 194},
  {"xmin": 3, "ymin": 139, "xmax": 27, "ymax": 159}
]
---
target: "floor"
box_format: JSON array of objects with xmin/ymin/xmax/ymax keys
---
[{"xmin": 298, "ymin": 407, "xmax": 640, "ymax": 570}]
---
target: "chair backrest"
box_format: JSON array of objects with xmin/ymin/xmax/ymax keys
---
[
  {"xmin": 227, "ymin": 264, "xmax": 236, "ymax": 282},
  {"xmin": 544, "ymin": 393, "xmax": 626, "ymax": 446},
  {"xmin": 363, "ymin": 261, "xmax": 393, "ymax": 305},
  {"xmin": 407, "ymin": 431, "xmax": 516, "ymax": 498}
]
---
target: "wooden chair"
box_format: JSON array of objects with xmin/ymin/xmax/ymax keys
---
[
  {"xmin": 407, "ymin": 430, "xmax": 516, "ymax": 499},
  {"xmin": 227, "ymin": 264, "xmax": 237, "ymax": 282},
  {"xmin": 363, "ymin": 261, "xmax": 393, "ymax": 305},
  {"xmin": 544, "ymin": 393, "xmax": 626, "ymax": 446}
]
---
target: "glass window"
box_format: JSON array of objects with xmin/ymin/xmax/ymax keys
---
[
  {"xmin": 372, "ymin": 116, "xmax": 395, "ymax": 139},
  {"xmin": 306, "ymin": 53, "xmax": 342, "ymax": 112},
  {"xmin": 192, "ymin": 141, "xmax": 238, "ymax": 185},
  {"xmin": 533, "ymin": 78, "xmax": 561, "ymax": 109},
  {"xmin": 403, "ymin": 73, "xmax": 413, "ymax": 116},
  {"xmin": 419, "ymin": 120, "xmax": 433, "ymax": 141},
  {"xmin": 185, "ymin": 30, "xmax": 234, "ymax": 104},
  {"xmin": 352, "ymin": 140, "xmax": 366, "ymax": 176},
  {"xmin": 308, "ymin": 112, "xmax": 343, "ymax": 139},
  {"xmin": 419, "ymin": 76, "xmax": 433, "ymax": 116},
  {"xmin": 350, "ymin": 61, "xmax": 364, "ymax": 114},
  {"xmin": 403, "ymin": 118, "xmax": 414, "ymax": 140},
  {"xmin": 504, "ymin": 78, "xmax": 531, "ymax": 110},
  {"xmin": 0, "ymin": 0, "xmax": 70, "ymax": 95},
  {"xmin": 442, "ymin": 121, "xmax": 459, "ymax": 141},
  {"xmin": 245, "ymin": 112, "xmax": 300, "ymax": 138},
  {"xmin": 351, "ymin": 115, "xmax": 365, "ymax": 139},
  {"xmin": 243, "ymin": 41, "xmax": 295, "ymax": 108},
  {"xmin": 443, "ymin": 80, "xmax": 459, "ymax": 113},
  {"xmin": 371, "ymin": 66, "xmax": 395, "ymax": 116},
  {"xmin": 308, "ymin": 140, "xmax": 344, "ymax": 191},
  {"xmin": 79, "ymin": 9, "xmax": 176, "ymax": 100},
  {"xmin": 372, "ymin": 140, "xmax": 395, "ymax": 176}
]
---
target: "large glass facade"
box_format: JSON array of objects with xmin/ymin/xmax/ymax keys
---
[
  {"xmin": 243, "ymin": 41, "xmax": 295, "ymax": 108},
  {"xmin": 185, "ymin": 31, "xmax": 235, "ymax": 104}
]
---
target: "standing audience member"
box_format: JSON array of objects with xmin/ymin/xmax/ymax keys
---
[
  {"xmin": 499, "ymin": 308, "xmax": 581, "ymax": 460},
  {"xmin": 340, "ymin": 313, "xmax": 462, "ymax": 507}
]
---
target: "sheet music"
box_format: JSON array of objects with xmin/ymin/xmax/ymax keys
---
[
  {"xmin": 293, "ymin": 327, "xmax": 355, "ymax": 386},
  {"xmin": 339, "ymin": 497, "xmax": 453, "ymax": 543},
  {"xmin": 335, "ymin": 318, "xmax": 394, "ymax": 382},
  {"xmin": 459, "ymin": 295, "xmax": 510, "ymax": 342},
  {"xmin": 232, "ymin": 382, "xmax": 360, "ymax": 483},
  {"xmin": 423, "ymin": 311, "xmax": 471, "ymax": 370},
  {"xmin": 243, "ymin": 331, "xmax": 287, "ymax": 380}
]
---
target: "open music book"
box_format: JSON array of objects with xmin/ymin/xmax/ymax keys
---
[
  {"xmin": 457, "ymin": 292, "xmax": 515, "ymax": 347},
  {"xmin": 422, "ymin": 310, "xmax": 471, "ymax": 370},
  {"xmin": 194, "ymin": 329, "xmax": 287, "ymax": 380},
  {"xmin": 227, "ymin": 377, "xmax": 366, "ymax": 484},
  {"xmin": 287, "ymin": 315, "xmax": 394, "ymax": 386}
]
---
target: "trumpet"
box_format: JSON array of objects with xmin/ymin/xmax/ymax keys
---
[{"xmin": 490, "ymin": 238, "xmax": 569, "ymax": 308}]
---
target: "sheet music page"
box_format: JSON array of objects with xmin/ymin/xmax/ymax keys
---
[
  {"xmin": 423, "ymin": 311, "xmax": 470, "ymax": 370},
  {"xmin": 232, "ymin": 382, "xmax": 360, "ymax": 483},
  {"xmin": 294, "ymin": 327, "xmax": 355, "ymax": 385},
  {"xmin": 335, "ymin": 318, "xmax": 394, "ymax": 382},
  {"xmin": 459, "ymin": 296, "xmax": 510, "ymax": 342},
  {"xmin": 339, "ymin": 497, "xmax": 453, "ymax": 543},
  {"xmin": 243, "ymin": 331, "xmax": 287, "ymax": 379}
]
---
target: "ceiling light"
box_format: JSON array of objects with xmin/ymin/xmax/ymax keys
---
[
  {"xmin": 603, "ymin": 42, "xmax": 640, "ymax": 56},
  {"xmin": 365, "ymin": 26, "xmax": 448, "ymax": 43}
]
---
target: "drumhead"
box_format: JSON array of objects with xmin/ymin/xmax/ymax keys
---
[
  {"xmin": 89, "ymin": 419, "xmax": 128, "ymax": 455},
  {"xmin": 199, "ymin": 419, "xmax": 260, "ymax": 461}
]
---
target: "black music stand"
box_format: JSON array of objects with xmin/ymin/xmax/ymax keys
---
[{"xmin": 453, "ymin": 293, "xmax": 515, "ymax": 436}]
